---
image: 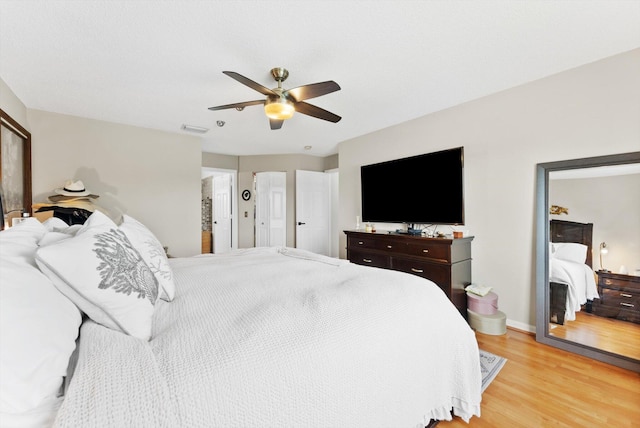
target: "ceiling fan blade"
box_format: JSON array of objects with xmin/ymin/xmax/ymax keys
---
[
  {"xmin": 286, "ymin": 81, "xmax": 340, "ymax": 102},
  {"xmin": 223, "ymin": 71, "xmax": 276, "ymax": 96},
  {"xmin": 294, "ymin": 101, "xmax": 341, "ymax": 123},
  {"xmin": 208, "ymin": 100, "xmax": 265, "ymax": 111},
  {"xmin": 269, "ymin": 119, "xmax": 284, "ymax": 130}
]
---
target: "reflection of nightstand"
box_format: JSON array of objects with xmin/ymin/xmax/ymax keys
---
[{"xmin": 592, "ymin": 271, "xmax": 640, "ymax": 324}]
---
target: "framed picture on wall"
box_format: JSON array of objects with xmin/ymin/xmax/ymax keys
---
[{"xmin": 0, "ymin": 108, "xmax": 32, "ymax": 229}]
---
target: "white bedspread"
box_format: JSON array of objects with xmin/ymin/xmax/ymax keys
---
[
  {"xmin": 54, "ymin": 247, "xmax": 481, "ymax": 427},
  {"xmin": 550, "ymin": 258, "xmax": 599, "ymax": 321}
]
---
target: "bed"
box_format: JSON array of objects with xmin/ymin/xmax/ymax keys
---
[
  {"xmin": 0, "ymin": 212, "xmax": 482, "ymax": 427},
  {"xmin": 549, "ymin": 219, "xmax": 599, "ymax": 324}
]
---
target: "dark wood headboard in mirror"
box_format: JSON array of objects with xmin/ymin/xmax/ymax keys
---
[{"xmin": 550, "ymin": 219, "xmax": 593, "ymax": 268}]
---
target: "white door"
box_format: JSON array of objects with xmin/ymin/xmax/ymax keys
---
[
  {"xmin": 255, "ymin": 171, "xmax": 287, "ymax": 247},
  {"xmin": 295, "ymin": 170, "xmax": 331, "ymax": 256},
  {"xmin": 255, "ymin": 172, "xmax": 270, "ymax": 247},
  {"xmin": 213, "ymin": 173, "xmax": 232, "ymax": 253}
]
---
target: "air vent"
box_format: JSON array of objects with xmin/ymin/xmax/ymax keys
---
[{"xmin": 181, "ymin": 124, "xmax": 209, "ymax": 134}]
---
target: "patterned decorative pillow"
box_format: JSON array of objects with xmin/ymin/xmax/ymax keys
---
[
  {"xmin": 119, "ymin": 214, "xmax": 175, "ymax": 301},
  {"xmin": 35, "ymin": 211, "xmax": 159, "ymax": 340}
]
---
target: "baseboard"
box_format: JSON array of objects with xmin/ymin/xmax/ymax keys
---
[{"xmin": 506, "ymin": 319, "xmax": 535, "ymax": 334}]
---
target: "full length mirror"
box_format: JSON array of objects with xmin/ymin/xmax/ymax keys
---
[{"xmin": 536, "ymin": 152, "xmax": 640, "ymax": 372}]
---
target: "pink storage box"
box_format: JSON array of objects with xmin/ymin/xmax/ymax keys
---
[{"xmin": 467, "ymin": 291, "xmax": 498, "ymax": 315}]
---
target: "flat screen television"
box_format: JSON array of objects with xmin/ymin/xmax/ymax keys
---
[{"xmin": 360, "ymin": 147, "xmax": 464, "ymax": 226}]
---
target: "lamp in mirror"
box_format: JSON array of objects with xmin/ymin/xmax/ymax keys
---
[{"xmin": 599, "ymin": 242, "xmax": 609, "ymax": 272}]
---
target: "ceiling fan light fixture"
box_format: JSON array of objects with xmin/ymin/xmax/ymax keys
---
[
  {"xmin": 264, "ymin": 97, "xmax": 295, "ymax": 120},
  {"xmin": 209, "ymin": 68, "xmax": 340, "ymax": 129}
]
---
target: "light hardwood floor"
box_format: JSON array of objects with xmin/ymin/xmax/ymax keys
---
[
  {"xmin": 549, "ymin": 311, "xmax": 640, "ymax": 360},
  {"xmin": 439, "ymin": 328, "xmax": 640, "ymax": 427}
]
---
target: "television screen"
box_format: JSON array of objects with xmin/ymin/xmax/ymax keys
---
[{"xmin": 360, "ymin": 147, "xmax": 464, "ymax": 225}]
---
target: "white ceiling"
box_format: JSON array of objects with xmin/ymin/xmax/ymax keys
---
[{"xmin": 1, "ymin": 1, "xmax": 639, "ymax": 157}]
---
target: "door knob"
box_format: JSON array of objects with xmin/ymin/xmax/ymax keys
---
[{"xmin": 297, "ymin": 222, "xmax": 306, "ymax": 225}]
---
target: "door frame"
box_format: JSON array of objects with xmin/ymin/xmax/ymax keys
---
[{"xmin": 326, "ymin": 168, "xmax": 339, "ymax": 258}]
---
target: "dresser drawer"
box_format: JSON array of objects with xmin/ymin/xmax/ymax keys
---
[
  {"xmin": 348, "ymin": 236, "xmax": 379, "ymax": 251},
  {"xmin": 592, "ymin": 304, "xmax": 640, "ymax": 323},
  {"xmin": 391, "ymin": 257, "xmax": 450, "ymax": 289},
  {"xmin": 403, "ymin": 242, "xmax": 449, "ymax": 263},
  {"xmin": 348, "ymin": 235, "xmax": 404, "ymax": 253},
  {"xmin": 348, "ymin": 250, "xmax": 390, "ymax": 269},
  {"xmin": 598, "ymin": 288, "xmax": 639, "ymax": 310},
  {"xmin": 599, "ymin": 276, "xmax": 640, "ymax": 292},
  {"xmin": 375, "ymin": 238, "xmax": 403, "ymax": 252}
]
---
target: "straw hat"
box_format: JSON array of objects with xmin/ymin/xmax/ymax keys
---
[{"xmin": 53, "ymin": 180, "xmax": 98, "ymax": 199}]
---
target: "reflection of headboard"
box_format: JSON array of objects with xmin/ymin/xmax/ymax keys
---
[{"xmin": 550, "ymin": 219, "xmax": 593, "ymax": 268}]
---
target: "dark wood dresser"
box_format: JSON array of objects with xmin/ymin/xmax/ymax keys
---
[
  {"xmin": 344, "ymin": 230, "xmax": 473, "ymax": 319},
  {"xmin": 592, "ymin": 271, "xmax": 640, "ymax": 324}
]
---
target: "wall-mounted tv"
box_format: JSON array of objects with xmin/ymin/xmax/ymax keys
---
[{"xmin": 360, "ymin": 146, "xmax": 464, "ymax": 226}]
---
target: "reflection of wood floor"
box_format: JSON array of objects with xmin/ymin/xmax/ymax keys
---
[{"xmin": 549, "ymin": 311, "xmax": 640, "ymax": 360}]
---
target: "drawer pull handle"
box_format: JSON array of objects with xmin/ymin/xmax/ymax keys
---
[
  {"xmin": 358, "ymin": 241, "xmax": 364, "ymax": 245},
  {"xmin": 411, "ymin": 268, "xmax": 424, "ymax": 273},
  {"xmin": 422, "ymin": 249, "xmax": 429, "ymax": 253},
  {"xmin": 605, "ymin": 279, "xmax": 612, "ymax": 285},
  {"xmin": 387, "ymin": 245, "xmax": 393, "ymax": 249},
  {"xmin": 620, "ymin": 293, "xmax": 633, "ymax": 298},
  {"xmin": 363, "ymin": 258, "xmax": 372, "ymax": 263},
  {"xmin": 620, "ymin": 302, "xmax": 634, "ymax": 308}
]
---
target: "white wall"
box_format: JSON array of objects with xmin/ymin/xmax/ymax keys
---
[
  {"xmin": 26, "ymin": 109, "xmax": 202, "ymax": 257},
  {"xmin": 237, "ymin": 154, "xmax": 330, "ymax": 248},
  {"xmin": 338, "ymin": 48, "xmax": 640, "ymax": 331},
  {"xmin": 0, "ymin": 77, "xmax": 29, "ymax": 128}
]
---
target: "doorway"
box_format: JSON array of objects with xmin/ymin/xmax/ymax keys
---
[{"xmin": 201, "ymin": 167, "xmax": 238, "ymax": 253}]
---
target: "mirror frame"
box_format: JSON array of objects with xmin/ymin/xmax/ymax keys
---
[{"xmin": 536, "ymin": 151, "xmax": 640, "ymax": 373}]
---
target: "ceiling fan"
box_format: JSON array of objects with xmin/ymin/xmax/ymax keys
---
[{"xmin": 208, "ymin": 67, "xmax": 341, "ymax": 130}]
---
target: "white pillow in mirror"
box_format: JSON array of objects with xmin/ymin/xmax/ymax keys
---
[{"xmin": 552, "ymin": 242, "xmax": 588, "ymax": 264}]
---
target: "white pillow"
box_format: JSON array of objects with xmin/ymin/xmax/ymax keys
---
[
  {"xmin": 0, "ymin": 222, "xmax": 82, "ymax": 416},
  {"xmin": 35, "ymin": 211, "xmax": 160, "ymax": 340},
  {"xmin": 552, "ymin": 242, "xmax": 588, "ymax": 264},
  {"xmin": 42, "ymin": 217, "xmax": 83, "ymax": 235},
  {"xmin": 39, "ymin": 231, "xmax": 73, "ymax": 247},
  {"xmin": 119, "ymin": 214, "xmax": 175, "ymax": 301},
  {"xmin": 0, "ymin": 218, "xmax": 47, "ymax": 262},
  {"xmin": 39, "ymin": 221, "xmax": 83, "ymax": 247},
  {"xmin": 42, "ymin": 217, "xmax": 70, "ymax": 232}
]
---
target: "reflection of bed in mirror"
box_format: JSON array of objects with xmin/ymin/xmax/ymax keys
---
[{"xmin": 549, "ymin": 219, "xmax": 599, "ymax": 324}]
